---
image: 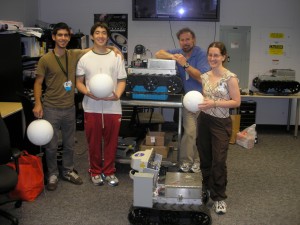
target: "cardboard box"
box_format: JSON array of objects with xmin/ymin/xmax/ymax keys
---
[
  {"xmin": 230, "ymin": 114, "xmax": 241, "ymax": 144},
  {"xmin": 140, "ymin": 140, "xmax": 169, "ymax": 158},
  {"xmin": 145, "ymin": 131, "xmax": 165, "ymax": 146},
  {"xmin": 167, "ymin": 141, "xmax": 178, "ymax": 151}
]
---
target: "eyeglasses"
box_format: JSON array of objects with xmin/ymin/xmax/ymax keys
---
[{"xmin": 208, "ymin": 54, "xmax": 222, "ymax": 58}]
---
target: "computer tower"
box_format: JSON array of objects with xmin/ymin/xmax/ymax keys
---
[{"xmin": 239, "ymin": 101, "xmax": 256, "ymax": 131}]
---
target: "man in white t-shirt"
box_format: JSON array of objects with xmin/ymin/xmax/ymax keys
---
[{"xmin": 76, "ymin": 22, "xmax": 127, "ymax": 187}]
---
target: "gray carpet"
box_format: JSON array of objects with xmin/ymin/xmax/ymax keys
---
[{"xmin": 1, "ymin": 126, "xmax": 300, "ymax": 225}]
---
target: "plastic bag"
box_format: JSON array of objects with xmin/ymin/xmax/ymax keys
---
[
  {"xmin": 7, "ymin": 150, "xmax": 44, "ymax": 201},
  {"xmin": 236, "ymin": 124, "xmax": 256, "ymax": 149}
]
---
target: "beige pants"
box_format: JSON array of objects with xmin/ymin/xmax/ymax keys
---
[{"xmin": 179, "ymin": 107, "xmax": 200, "ymax": 165}]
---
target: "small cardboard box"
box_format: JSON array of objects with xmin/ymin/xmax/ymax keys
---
[
  {"xmin": 167, "ymin": 141, "xmax": 178, "ymax": 151},
  {"xmin": 145, "ymin": 131, "xmax": 165, "ymax": 146},
  {"xmin": 230, "ymin": 114, "xmax": 241, "ymax": 144},
  {"xmin": 140, "ymin": 141, "xmax": 169, "ymax": 158}
]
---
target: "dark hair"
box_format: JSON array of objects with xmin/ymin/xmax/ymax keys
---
[
  {"xmin": 52, "ymin": 22, "xmax": 71, "ymax": 35},
  {"xmin": 176, "ymin": 27, "xmax": 196, "ymax": 40},
  {"xmin": 90, "ymin": 22, "xmax": 110, "ymax": 38},
  {"xmin": 207, "ymin": 41, "xmax": 227, "ymax": 56}
]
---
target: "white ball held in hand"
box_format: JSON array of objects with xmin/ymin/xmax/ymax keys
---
[
  {"xmin": 183, "ymin": 91, "xmax": 204, "ymax": 113},
  {"xmin": 89, "ymin": 73, "xmax": 114, "ymax": 98},
  {"xmin": 27, "ymin": 119, "xmax": 54, "ymax": 146}
]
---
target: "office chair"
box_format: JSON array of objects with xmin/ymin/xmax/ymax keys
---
[{"xmin": 0, "ymin": 115, "xmax": 22, "ymax": 225}]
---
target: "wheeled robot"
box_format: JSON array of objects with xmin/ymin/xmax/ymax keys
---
[
  {"xmin": 252, "ymin": 69, "xmax": 300, "ymax": 95},
  {"xmin": 126, "ymin": 59, "xmax": 183, "ymax": 101},
  {"xmin": 128, "ymin": 149, "xmax": 212, "ymax": 225}
]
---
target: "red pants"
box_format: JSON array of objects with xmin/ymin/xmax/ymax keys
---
[{"xmin": 84, "ymin": 112, "xmax": 121, "ymax": 176}]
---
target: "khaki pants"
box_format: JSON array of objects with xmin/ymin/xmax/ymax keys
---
[{"xmin": 179, "ymin": 107, "xmax": 200, "ymax": 165}]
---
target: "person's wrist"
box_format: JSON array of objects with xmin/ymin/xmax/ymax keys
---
[
  {"xmin": 214, "ymin": 100, "xmax": 217, "ymax": 108},
  {"xmin": 183, "ymin": 62, "xmax": 190, "ymax": 70}
]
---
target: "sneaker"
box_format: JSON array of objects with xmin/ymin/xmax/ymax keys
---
[
  {"xmin": 47, "ymin": 175, "xmax": 58, "ymax": 191},
  {"xmin": 180, "ymin": 162, "xmax": 191, "ymax": 172},
  {"xmin": 62, "ymin": 171, "xmax": 83, "ymax": 185},
  {"xmin": 191, "ymin": 163, "xmax": 201, "ymax": 173},
  {"xmin": 213, "ymin": 200, "xmax": 227, "ymax": 214},
  {"xmin": 91, "ymin": 175, "xmax": 104, "ymax": 186},
  {"xmin": 102, "ymin": 174, "xmax": 119, "ymax": 186}
]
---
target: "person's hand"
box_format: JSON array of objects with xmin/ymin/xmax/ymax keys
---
[
  {"xmin": 101, "ymin": 92, "xmax": 119, "ymax": 101},
  {"xmin": 85, "ymin": 91, "xmax": 99, "ymax": 100},
  {"xmin": 32, "ymin": 104, "xmax": 43, "ymax": 118},
  {"xmin": 175, "ymin": 54, "xmax": 187, "ymax": 67},
  {"xmin": 86, "ymin": 91, "xmax": 119, "ymax": 101},
  {"xmin": 198, "ymin": 99, "xmax": 215, "ymax": 110},
  {"xmin": 108, "ymin": 46, "xmax": 124, "ymax": 60},
  {"xmin": 173, "ymin": 53, "xmax": 181, "ymax": 60}
]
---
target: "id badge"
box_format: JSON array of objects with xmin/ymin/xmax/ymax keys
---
[
  {"xmin": 63, "ymin": 80, "xmax": 72, "ymax": 92},
  {"xmin": 185, "ymin": 71, "xmax": 189, "ymax": 80}
]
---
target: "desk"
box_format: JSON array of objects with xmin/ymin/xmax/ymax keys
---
[
  {"xmin": 0, "ymin": 102, "xmax": 23, "ymax": 118},
  {"xmin": 0, "ymin": 102, "xmax": 25, "ymax": 148},
  {"xmin": 120, "ymin": 94, "xmax": 183, "ymax": 164},
  {"xmin": 241, "ymin": 93, "xmax": 300, "ymax": 137}
]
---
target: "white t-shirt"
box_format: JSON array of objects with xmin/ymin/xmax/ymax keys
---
[{"xmin": 76, "ymin": 50, "xmax": 127, "ymax": 114}]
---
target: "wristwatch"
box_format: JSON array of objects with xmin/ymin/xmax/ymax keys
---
[{"xmin": 183, "ymin": 62, "xmax": 190, "ymax": 69}]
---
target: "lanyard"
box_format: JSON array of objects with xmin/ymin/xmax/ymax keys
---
[{"xmin": 53, "ymin": 50, "xmax": 69, "ymax": 80}]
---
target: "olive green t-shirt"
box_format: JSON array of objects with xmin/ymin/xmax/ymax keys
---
[{"xmin": 36, "ymin": 49, "xmax": 85, "ymax": 108}]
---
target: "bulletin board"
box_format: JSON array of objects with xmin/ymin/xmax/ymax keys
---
[{"xmin": 94, "ymin": 14, "xmax": 128, "ymax": 66}]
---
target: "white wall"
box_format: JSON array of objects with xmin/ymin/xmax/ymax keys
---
[
  {"xmin": 0, "ymin": 0, "xmax": 38, "ymax": 27},
  {"xmin": 11, "ymin": 0, "xmax": 300, "ymax": 125},
  {"xmin": 37, "ymin": 0, "xmax": 300, "ymax": 125}
]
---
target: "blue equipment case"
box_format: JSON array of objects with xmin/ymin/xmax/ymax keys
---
[{"xmin": 132, "ymin": 85, "xmax": 168, "ymax": 100}]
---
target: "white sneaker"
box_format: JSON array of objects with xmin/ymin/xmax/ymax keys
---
[
  {"xmin": 180, "ymin": 162, "xmax": 191, "ymax": 172},
  {"xmin": 102, "ymin": 174, "xmax": 119, "ymax": 186},
  {"xmin": 47, "ymin": 175, "xmax": 58, "ymax": 191},
  {"xmin": 191, "ymin": 163, "xmax": 201, "ymax": 173},
  {"xmin": 91, "ymin": 175, "xmax": 104, "ymax": 186},
  {"xmin": 213, "ymin": 200, "xmax": 227, "ymax": 214}
]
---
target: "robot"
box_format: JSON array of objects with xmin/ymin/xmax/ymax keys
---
[
  {"xmin": 127, "ymin": 54, "xmax": 183, "ymax": 100},
  {"xmin": 128, "ymin": 149, "xmax": 212, "ymax": 225},
  {"xmin": 252, "ymin": 69, "xmax": 300, "ymax": 95}
]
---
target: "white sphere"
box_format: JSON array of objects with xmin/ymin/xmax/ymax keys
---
[
  {"xmin": 89, "ymin": 73, "xmax": 114, "ymax": 98},
  {"xmin": 183, "ymin": 91, "xmax": 204, "ymax": 113},
  {"xmin": 27, "ymin": 119, "xmax": 54, "ymax": 146}
]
